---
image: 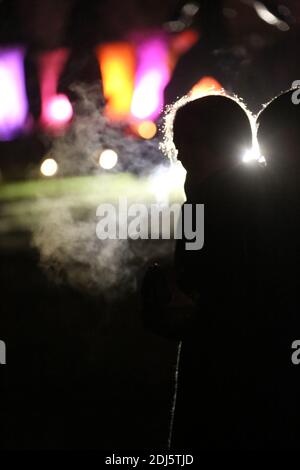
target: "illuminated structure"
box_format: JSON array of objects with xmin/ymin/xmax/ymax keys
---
[
  {"xmin": 38, "ymin": 49, "xmax": 73, "ymax": 131},
  {"xmin": 131, "ymin": 36, "xmax": 170, "ymax": 121},
  {"xmin": 0, "ymin": 48, "xmax": 28, "ymax": 141},
  {"xmin": 97, "ymin": 43, "xmax": 135, "ymax": 120}
]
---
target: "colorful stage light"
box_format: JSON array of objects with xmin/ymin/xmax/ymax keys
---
[
  {"xmin": 38, "ymin": 49, "xmax": 72, "ymax": 130},
  {"xmin": 131, "ymin": 37, "xmax": 170, "ymax": 121},
  {"xmin": 189, "ymin": 76, "xmax": 223, "ymax": 99},
  {"xmin": 0, "ymin": 48, "xmax": 28, "ymax": 141},
  {"xmin": 97, "ymin": 43, "xmax": 135, "ymax": 120}
]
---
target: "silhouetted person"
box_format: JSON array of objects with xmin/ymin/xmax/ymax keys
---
[
  {"xmin": 173, "ymin": 96, "xmax": 258, "ymax": 296},
  {"xmin": 172, "ymin": 95, "xmax": 269, "ymax": 450},
  {"xmin": 143, "ymin": 95, "xmax": 269, "ymax": 449},
  {"xmin": 256, "ymin": 88, "xmax": 300, "ymax": 449}
]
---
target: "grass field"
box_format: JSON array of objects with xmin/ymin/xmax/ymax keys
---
[{"xmin": 0, "ymin": 173, "xmax": 185, "ymax": 236}]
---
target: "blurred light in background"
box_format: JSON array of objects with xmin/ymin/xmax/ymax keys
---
[
  {"xmin": 99, "ymin": 149, "xmax": 118, "ymax": 170},
  {"xmin": 0, "ymin": 33, "xmax": 221, "ymax": 144},
  {"xmin": 38, "ymin": 49, "xmax": 72, "ymax": 130},
  {"xmin": 168, "ymin": 161, "xmax": 187, "ymax": 190},
  {"xmin": 182, "ymin": 2, "xmax": 200, "ymax": 17},
  {"xmin": 164, "ymin": 0, "xmax": 200, "ymax": 33},
  {"xmin": 0, "ymin": 48, "xmax": 28, "ymax": 141},
  {"xmin": 131, "ymin": 37, "xmax": 170, "ymax": 121},
  {"xmin": 253, "ymin": 1, "xmax": 290, "ymax": 31},
  {"xmin": 189, "ymin": 76, "xmax": 223, "ymax": 99},
  {"xmin": 97, "ymin": 43, "xmax": 135, "ymax": 120},
  {"xmin": 40, "ymin": 158, "xmax": 58, "ymax": 177},
  {"xmin": 45, "ymin": 94, "xmax": 73, "ymax": 125},
  {"xmin": 137, "ymin": 120, "xmax": 157, "ymax": 140},
  {"xmin": 150, "ymin": 161, "xmax": 186, "ymax": 203},
  {"xmin": 169, "ymin": 29, "xmax": 199, "ymax": 69}
]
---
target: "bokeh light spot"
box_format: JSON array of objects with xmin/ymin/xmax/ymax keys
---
[
  {"xmin": 40, "ymin": 158, "xmax": 58, "ymax": 177},
  {"xmin": 99, "ymin": 149, "xmax": 118, "ymax": 170},
  {"xmin": 137, "ymin": 121, "xmax": 157, "ymax": 140},
  {"xmin": 45, "ymin": 94, "xmax": 73, "ymax": 125}
]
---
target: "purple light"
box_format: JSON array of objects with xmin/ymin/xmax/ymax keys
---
[
  {"xmin": 131, "ymin": 37, "xmax": 170, "ymax": 121},
  {"xmin": 0, "ymin": 48, "xmax": 28, "ymax": 141},
  {"xmin": 45, "ymin": 94, "xmax": 73, "ymax": 125}
]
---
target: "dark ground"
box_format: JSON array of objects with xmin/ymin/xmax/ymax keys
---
[{"xmin": 0, "ymin": 237, "xmax": 178, "ymax": 450}]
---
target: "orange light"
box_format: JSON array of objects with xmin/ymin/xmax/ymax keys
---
[
  {"xmin": 171, "ymin": 30, "xmax": 199, "ymax": 56},
  {"xmin": 169, "ymin": 29, "xmax": 199, "ymax": 71},
  {"xmin": 96, "ymin": 43, "xmax": 135, "ymax": 120},
  {"xmin": 137, "ymin": 120, "xmax": 157, "ymax": 140},
  {"xmin": 190, "ymin": 76, "xmax": 223, "ymax": 99}
]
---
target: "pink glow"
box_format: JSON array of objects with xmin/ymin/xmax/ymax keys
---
[
  {"xmin": 45, "ymin": 94, "xmax": 73, "ymax": 124},
  {"xmin": 0, "ymin": 48, "xmax": 28, "ymax": 140},
  {"xmin": 38, "ymin": 49, "xmax": 73, "ymax": 130},
  {"xmin": 131, "ymin": 37, "xmax": 170, "ymax": 121}
]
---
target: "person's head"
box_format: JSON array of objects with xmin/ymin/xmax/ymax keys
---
[
  {"xmin": 257, "ymin": 89, "xmax": 300, "ymax": 172},
  {"xmin": 173, "ymin": 95, "xmax": 252, "ymax": 181}
]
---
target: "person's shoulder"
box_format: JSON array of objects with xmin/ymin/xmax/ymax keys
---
[
  {"xmin": 226, "ymin": 162, "xmax": 268, "ymax": 193},
  {"xmin": 232, "ymin": 161, "xmax": 265, "ymax": 180}
]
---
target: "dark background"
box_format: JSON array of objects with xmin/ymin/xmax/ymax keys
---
[{"xmin": 1, "ymin": 0, "xmax": 300, "ymax": 450}]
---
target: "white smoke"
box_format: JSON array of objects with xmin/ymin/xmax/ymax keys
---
[
  {"xmin": 31, "ymin": 83, "xmax": 179, "ymax": 298},
  {"xmin": 46, "ymin": 82, "xmax": 164, "ymax": 176}
]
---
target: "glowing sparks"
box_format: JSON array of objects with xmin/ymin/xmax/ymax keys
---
[
  {"xmin": 97, "ymin": 43, "xmax": 135, "ymax": 120},
  {"xmin": 0, "ymin": 48, "xmax": 28, "ymax": 141},
  {"xmin": 131, "ymin": 37, "xmax": 170, "ymax": 121},
  {"xmin": 137, "ymin": 121, "xmax": 157, "ymax": 140},
  {"xmin": 99, "ymin": 149, "xmax": 118, "ymax": 170},
  {"xmin": 40, "ymin": 158, "xmax": 58, "ymax": 177}
]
